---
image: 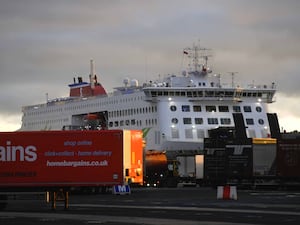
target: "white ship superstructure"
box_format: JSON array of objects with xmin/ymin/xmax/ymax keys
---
[{"xmin": 20, "ymin": 45, "xmax": 277, "ymax": 156}]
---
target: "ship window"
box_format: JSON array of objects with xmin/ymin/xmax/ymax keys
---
[
  {"xmin": 261, "ymin": 129, "xmax": 268, "ymax": 138},
  {"xmin": 182, "ymin": 105, "xmax": 190, "ymax": 112},
  {"xmin": 248, "ymin": 129, "xmax": 256, "ymax": 138},
  {"xmin": 120, "ymin": 120, "xmax": 124, "ymax": 126},
  {"xmin": 258, "ymin": 119, "xmax": 264, "ymax": 125},
  {"xmin": 187, "ymin": 91, "xmax": 192, "ymax": 97},
  {"xmin": 171, "ymin": 118, "xmax": 178, "ymax": 124},
  {"xmin": 233, "ymin": 106, "xmax": 241, "ymax": 112},
  {"xmin": 206, "ymin": 106, "xmax": 216, "ymax": 112},
  {"xmin": 193, "ymin": 105, "xmax": 201, "ymax": 112},
  {"xmin": 171, "ymin": 128, "xmax": 179, "ymax": 139},
  {"xmin": 216, "ymin": 91, "xmax": 224, "ymax": 97},
  {"xmin": 185, "ymin": 129, "xmax": 193, "ymax": 139},
  {"xmin": 155, "ymin": 131, "xmax": 161, "ymax": 144},
  {"xmin": 256, "ymin": 106, "xmax": 262, "ymax": 112},
  {"xmin": 195, "ymin": 118, "xmax": 203, "ymax": 124},
  {"xmin": 197, "ymin": 129, "xmax": 205, "ymax": 138},
  {"xmin": 170, "ymin": 105, "xmax": 177, "ymax": 111},
  {"xmin": 208, "ymin": 118, "xmax": 218, "ymax": 124},
  {"xmin": 246, "ymin": 118, "xmax": 254, "ymax": 125},
  {"xmin": 114, "ymin": 121, "xmax": 119, "ymax": 127},
  {"xmin": 131, "ymin": 119, "xmax": 136, "ymax": 125},
  {"xmin": 205, "ymin": 91, "xmax": 214, "ymax": 97},
  {"xmin": 225, "ymin": 91, "xmax": 234, "ymax": 97},
  {"xmin": 243, "ymin": 106, "xmax": 252, "ymax": 112},
  {"xmin": 220, "ymin": 118, "xmax": 231, "ymax": 125},
  {"xmin": 218, "ymin": 106, "xmax": 229, "ymax": 112},
  {"xmin": 144, "ymin": 90, "xmax": 150, "ymax": 97},
  {"xmin": 183, "ymin": 118, "xmax": 192, "ymax": 124}
]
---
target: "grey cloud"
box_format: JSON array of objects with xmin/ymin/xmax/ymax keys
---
[{"xmin": 0, "ymin": 0, "xmax": 300, "ymax": 130}]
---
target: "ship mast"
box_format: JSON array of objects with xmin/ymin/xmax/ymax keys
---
[{"xmin": 183, "ymin": 43, "xmax": 212, "ymax": 76}]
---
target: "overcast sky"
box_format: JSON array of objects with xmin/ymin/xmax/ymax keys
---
[{"xmin": 1, "ymin": 0, "xmax": 300, "ymax": 132}]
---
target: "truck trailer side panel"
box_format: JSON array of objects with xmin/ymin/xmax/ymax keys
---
[{"xmin": 0, "ymin": 130, "xmax": 143, "ymax": 188}]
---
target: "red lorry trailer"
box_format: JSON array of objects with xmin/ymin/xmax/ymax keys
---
[{"xmin": 0, "ymin": 130, "xmax": 143, "ymax": 209}]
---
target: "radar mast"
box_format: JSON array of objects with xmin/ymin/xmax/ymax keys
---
[{"xmin": 183, "ymin": 43, "xmax": 212, "ymax": 76}]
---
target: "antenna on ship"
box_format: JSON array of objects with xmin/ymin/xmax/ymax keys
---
[
  {"xmin": 228, "ymin": 72, "xmax": 238, "ymax": 87},
  {"xmin": 90, "ymin": 59, "xmax": 95, "ymax": 76},
  {"xmin": 90, "ymin": 59, "xmax": 96, "ymax": 89},
  {"xmin": 183, "ymin": 43, "xmax": 212, "ymax": 76}
]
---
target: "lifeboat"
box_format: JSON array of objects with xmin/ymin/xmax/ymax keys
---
[{"xmin": 83, "ymin": 113, "xmax": 99, "ymax": 121}]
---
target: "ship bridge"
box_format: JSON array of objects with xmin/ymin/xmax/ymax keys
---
[{"xmin": 143, "ymin": 85, "xmax": 276, "ymax": 104}]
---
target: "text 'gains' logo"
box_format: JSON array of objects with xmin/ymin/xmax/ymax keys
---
[{"xmin": 0, "ymin": 141, "xmax": 37, "ymax": 162}]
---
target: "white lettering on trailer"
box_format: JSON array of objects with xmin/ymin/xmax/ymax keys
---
[{"xmin": 0, "ymin": 141, "xmax": 37, "ymax": 162}]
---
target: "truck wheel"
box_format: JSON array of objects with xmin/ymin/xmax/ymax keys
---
[{"xmin": 0, "ymin": 195, "xmax": 8, "ymax": 210}]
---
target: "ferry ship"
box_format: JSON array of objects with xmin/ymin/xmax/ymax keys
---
[{"xmin": 20, "ymin": 44, "xmax": 278, "ymax": 159}]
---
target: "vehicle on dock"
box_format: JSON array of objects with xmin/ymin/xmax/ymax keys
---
[
  {"xmin": 0, "ymin": 130, "xmax": 143, "ymax": 209},
  {"xmin": 203, "ymin": 127, "xmax": 300, "ymax": 188}
]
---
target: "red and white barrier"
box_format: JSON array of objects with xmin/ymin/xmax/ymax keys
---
[{"xmin": 217, "ymin": 185, "xmax": 237, "ymax": 200}]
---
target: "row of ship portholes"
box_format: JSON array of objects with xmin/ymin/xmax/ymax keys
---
[
  {"xmin": 171, "ymin": 117, "xmax": 265, "ymax": 126},
  {"xmin": 170, "ymin": 105, "xmax": 263, "ymax": 113},
  {"xmin": 108, "ymin": 118, "xmax": 158, "ymax": 128}
]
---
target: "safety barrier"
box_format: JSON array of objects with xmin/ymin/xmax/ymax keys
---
[{"xmin": 217, "ymin": 185, "xmax": 237, "ymax": 200}]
